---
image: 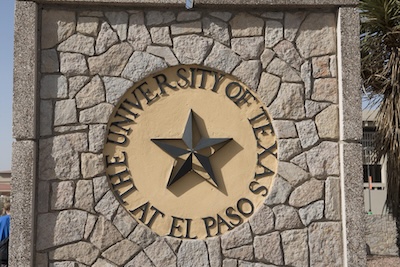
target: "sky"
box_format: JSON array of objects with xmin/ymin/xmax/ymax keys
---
[{"xmin": 0, "ymin": 0, "xmax": 14, "ymax": 171}]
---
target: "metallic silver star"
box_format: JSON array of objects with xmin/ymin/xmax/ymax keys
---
[{"xmin": 152, "ymin": 110, "xmax": 232, "ymax": 188}]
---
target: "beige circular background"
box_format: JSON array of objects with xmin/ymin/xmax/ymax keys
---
[{"xmin": 104, "ymin": 65, "xmax": 277, "ymax": 239}]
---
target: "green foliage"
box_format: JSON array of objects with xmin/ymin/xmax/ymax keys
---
[{"xmin": 360, "ymin": 0, "xmax": 400, "ymax": 219}]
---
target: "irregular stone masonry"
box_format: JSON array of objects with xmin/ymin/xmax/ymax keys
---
[{"xmin": 38, "ymin": 7, "xmax": 342, "ymax": 266}]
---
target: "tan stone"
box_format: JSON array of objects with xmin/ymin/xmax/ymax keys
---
[
  {"xmin": 254, "ymin": 232, "xmax": 283, "ymax": 265},
  {"xmin": 150, "ymin": 27, "xmax": 172, "ymax": 46},
  {"xmin": 77, "ymin": 16, "xmax": 99, "ymax": 37},
  {"xmin": 50, "ymin": 242, "xmax": 100, "ymax": 265},
  {"xmin": 75, "ymin": 76, "xmax": 105, "ymax": 109},
  {"xmin": 289, "ymin": 178, "xmax": 324, "ymax": 208},
  {"xmin": 51, "ymin": 181, "xmax": 74, "ymax": 210},
  {"xmin": 312, "ymin": 78, "xmax": 338, "ymax": 103},
  {"xmin": 171, "ymin": 21, "xmax": 202, "ymax": 35},
  {"xmin": 257, "ymin": 72, "xmax": 280, "ymax": 106},
  {"xmin": 102, "ymin": 240, "xmax": 141, "ymax": 266},
  {"xmin": 265, "ymin": 20, "xmax": 284, "ymax": 48},
  {"xmin": 96, "ymin": 21, "xmax": 119, "ymax": 55},
  {"xmin": 81, "ymin": 153, "xmax": 104, "ymax": 178},
  {"xmin": 128, "ymin": 11, "xmax": 152, "ymax": 51},
  {"xmin": 54, "ymin": 99, "xmax": 77, "ymax": 126},
  {"xmin": 230, "ymin": 13, "xmax": 264, "ymax": 37},
  {"xmin": 173, "ymin": 35, "xmax": 213, "ymax": 64},
  {"xmin": 312, "ymin": 56, "xmax": 331, "ymax": 78},
  {"xmin": 42, "ymin": 10, "xmax": 75, "ymax": 49},
  {"xmin": 203, "ymin": 17, "xmax": 230, "ymax": 46},
  {"xmin": 315, "ymin": 105, "xmax": 339, "ymax": 139},
  {"xmin": 58, "ymin": 33, "xmax": 95, "ymax": 56}
]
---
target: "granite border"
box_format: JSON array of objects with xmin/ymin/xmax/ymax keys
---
[
  {"xmin": 13, "ymin": 0, "xmax": 38, "ymax": 140},
  {"xmin": 10, "ymin": 141, "xmax": 36, "ymax": 267},
  {"xmin": 18, "ymin": 0, "xmax": 358, "ymax": 7},
  {"xmin": 338, "ymin": 7, "xmax": 366, "ymax": 267}
]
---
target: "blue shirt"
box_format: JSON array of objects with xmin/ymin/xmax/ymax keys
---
[{"xmin": 0, "ymin": 215, "xmax": 10, "ymax": 241}]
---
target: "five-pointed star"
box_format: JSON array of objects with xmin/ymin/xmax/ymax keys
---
[{"xmin": 151, "ymin": 110, "xmax": 232, "ymax": 188}]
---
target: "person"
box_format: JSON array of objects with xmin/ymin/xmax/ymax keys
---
[{"xmin": 0, "ymin": 203, "xmax": 10, "ymax": 266}]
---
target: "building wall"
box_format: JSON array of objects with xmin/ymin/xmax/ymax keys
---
[{"xmin": 12, "ymin": 1, "xmax": 364, "ymax": 266}]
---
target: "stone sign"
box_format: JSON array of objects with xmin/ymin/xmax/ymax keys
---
[{"xmin": 12, "ymin": 0, "xmax": 364, "ymax": 266}]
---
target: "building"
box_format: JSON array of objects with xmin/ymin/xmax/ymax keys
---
[{"xmin": 0, "ymin": 170, "xmax": 11, "ymax": 196}]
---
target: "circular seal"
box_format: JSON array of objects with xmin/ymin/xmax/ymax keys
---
[{"xmin": 104, "ymin": 65, "xmax": 277, "ymax": 239}]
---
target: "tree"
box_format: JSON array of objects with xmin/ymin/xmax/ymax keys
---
[{"xmin": 360, "ymin": 0, "xmax": 400, "ymax": 252}]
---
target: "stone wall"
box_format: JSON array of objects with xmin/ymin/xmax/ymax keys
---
[
  {"xmin": 12, "ymin": 1, "xmax": 365, "ymax": 266},
  {"xmin": 365, "ymin": 215, "xmax": 398, "ymax": 256}
]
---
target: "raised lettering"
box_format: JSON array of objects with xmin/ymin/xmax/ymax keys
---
[{"xmin": 249, "ymin": 181, "xmax": 268, "ymax": 197}]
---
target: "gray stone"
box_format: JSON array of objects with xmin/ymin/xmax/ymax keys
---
[
  {"xmin": 53, "ymin": 125, "xmax": 88, "ymax": 134},
  {"xmin": 301, "ymin": 60, "xmax": 312, "ymax": 98},
  {"xmin": 232, "ymin": 60, "xmax": 261, "ymax": 90},
  {"xmin": 60, "ymin": 52, "xmax": 89, "ymax": 77},
  {"xmin": 281, "ymin": 229, "xmax": 308, "ymax": 267},
  {"xmin": 39, "ymin": 133, "xmax": 88, "ymax": 180},
  {"xmin": 105, "ymin": 11, "xmax": 128, "ymax": 41},
  {"xmin": 84, "ymin": 214, "xmax": 97, "ymax": 240},
  {"xmin": 309, "ymin": 222, "xmax": 343, "ymax": 266},
  {"xmin": 165, "ymin": 236, "xmax": 182, "ymax": 253},
  {"xmin": 89, "ymin": 124, "xmax": 107, "ymax": 153},
  {"xmin": 122, "ymin": 51, "xmax": 168, "ymax": 82},
  {"xmin": 365, "ymin": 215, "xmax": 398, "ymax": 256},
  {"xmin": 210, "ymin": 12, "xmax": 232, "ymax": 22},
  {"xmin": 40, "ymin": 100, "xmax": 53, "ymax": 136},
  {"xmin": 37, "ymin": 181, "xmax": 50, "ymax": 213},
  {"xmin": 273, "ymin": 40, "xmax": 303, "ymax": 71},
  {"xmin": 296, "ymin": 13, "xmax": 336, "ymax": 58},
  {"xmin": 69, "ymin": 76, "xmax": 90, "ymax": 98},
  {"xmin": 79, "ymin": 103, "xmax": 114, "ymax": 124},
  {"xmin": 144, "ymin": 238, "xmax": 176, "ymax": 267},
  {"xmin": 36, "ymin": 253, "xmax": 48, "ymax": 267},
  {"xmin": 94, "ymin": 190, "xmax": 119, "ymax": 220},
  {"xmin": 306, "ymin": 141, "xmax": 339, "ymax": 177},
  {"xmin": 113, "ymin": 206, "xmax": 137, "ymax": 237},
  {"xmin": 284, "ymin": 12, "xmax": 306, "ymax": 42},
  {"xmin": 277, "ymin": 139, "xmax": 302, "ymax": 161},
  {"xmin": 128, "ymin": 224, "xmax": 157, "ymax": 248},
  {"xmin": 254, "ymin": 232, "xmax": 283, "ymax": 265},
  {"xmin": 249, "ymin": 204, "xmax": 274, "ymax": 235},
  {"xmin": 81, "ymin": 153, "xmax": 104, "ymax": 178},
  {"xmin": 128, "ymin": 11, "xmax": 152, "ymax": 51},
  {"xmin": 125, "ymin": 251, "xmax": 155, "ymax": 267},
  {"xmin": 37, "ymin": 210, "xmax": 87, "ymax": 250},
  {"xmin": 230, "ymin": 13, "xmax": 263, "ymax": 37},
  {"xmin": 41, "ymin": 10, "xmax": 75, "ymax": 49},
  {"xmin": 265, "ymin": 20, "xmax": 283, "ymax": 48},
  {"xmin": 312, "ymin": 55, "xmax": 331, "ymax": 78},
  {"xmin": 50, "ymin": 261, "xmax": 86, "ymax": 267},
  {"xmin": 273, "ymin": 120, "xmax": 297, "ymax": 139},
  {"xmin": 51, "ymin": 181, "xmax": 74, "ymax": 210},
  {"xmin": 312, "ymin": 78, "xmax": 338, "ymax": 103},
  {"xmin": 49, "ymin": 242, "xmax": 100, "ymax": 265},
  {"xmin": 75, "ymin": 179, "xmax": 94, "ymax": 213},
  {"xmin": 96, "ymin": 21, "xmax": 119, "ymax": 54},
  {"xmin": 269, "ymin": 83, "xmax": 305, "ymax": 120},
  {"xmin": 222, "ymin": 245, "xmax": 253, "ymax": 261},
  {"xmin": 171, "ymin": 21, "xmax": 202, "ymax": 35},
  {"xmin": 266, "ymin": 58, "xmax": 302, "ymax": 82},
  {"xmin": 260, "ymin": 49, "xmax": 275, "ymax": 69},
  {"xmin": 41, "ymin": 49, "xmax": 59, "ymax": 73},
  {"xmin": 90, "ymin": 216, "xmax": 123, "ymax": 250},
  {"xmin": 265, "ymin": 175, "xmax": 293, "ymax": 205},
  {"xmin": 262, "ymin": 12, "xmax": 284, "ymax": 19},
  {"xmin": 206, "ymin": 237, "xmax": 221, "ymax": 267},
  {"xmin": 278, "ymin": 161, "xmax": 309, "ymax": 186},
  {"xmin": 290, "ymin": 152, "xmax": 309, "ymax": 171},
  {"xmin": 232, "ymin": 37, "xmax": 264, "ymax": 60},
  {"xmin": 88, "ymin": 42, "xmax": 133, "ymax": 76},
  {"xmin": 40, "ymin": 75, "xmax": 68, "ymax": 99},
  {"xmin": 93, "ymin": 176, "xmax": 109, "ymax": 203},
  {"xmin": 315, "ymin": 105, "xmax": 339, "ymax": 139},
  {"xmin": 58, "ymin": 33, "xmax": 95, "ymax": 56},
  {"xmin": 295, "ymin": 120, "xmax": 319, "ymax": 148},
  {"xmin": 299, "ymin": 200, "xmax": 324, "ymax": 226},
  {"xmin": 54, "ymin": 99, "xmax": 77, "ymax": 126},
  {"xmin": 173, "ymin": 35, "xmax": 213, "ymax": 64},
  {"xmin": 177, "ymin": 11, "xmax": 201, "ymax": 21},
  {"xmin": 92, "ymin": 258, "xmax": 117, "ymax": 267},
  {"xmin": 77, "ymin": 16, "xmax": 99, "ymax": 37},
  {"xmin": 150, "ymin": 27, "xmax": 172, "ymax": 46},
  {"xmin": 178, "ymin": 240, "xmax": 209, "ymax": 267},
  {"xmin": 330, "ymin": 55, "xmax": 337, "ymax": 77},
  {"xmin": 325, "ymin": 177, "xmax": 341, "ymax": 220},
  {"xmin": 146, "ymin": 11, "xmax": 175, "ymax": 26},
  {"xmin": 103, "ymin": 76, "xmax": 133, "ymax": 105},
  {"xmin": 146, "ymin": 46, "xmax": 179, "ymax": 66},
  {"xmin": 223, "ymin": 258, "xmax": 237, "ymax": 267},
  {"xmin": 102, "ymin": 239, "xmax": 141, "ymax": 266},
  {"xmin": 204, "ymin": 42, "xmax": 241, "ymax": 74},
  {"xmin": 76, "ymin": 76, "xmax": 105, "ymax": 109},
  {"xmin": 221, "ymin": 223, "xmax": 253, "ymax": 250},
  {"xmin": 305, "ymin": 100, "xmax": 330, "ymax": 118},
  {"xmin": 273, "ymin": 205, "xmax": 302, "ymax": 230},
  {"xmin": 257, "ymin": 72, "xmax": 280, "ymax": 106},
  {"xmin": 203, "ymin": 17, "xmax": 230, "ymax": 46},
  {"xmin": 289, "ymin": 178, "xmax": 324, "ymax": 208}
]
